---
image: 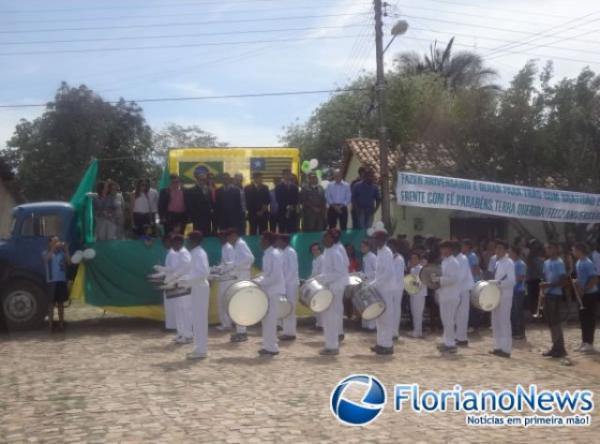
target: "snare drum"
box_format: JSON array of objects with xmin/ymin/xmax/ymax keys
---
[
  {"xmin": 300, "ymin": 278, "xmax": 334, "ymax": 313},
  {"xmin": 470, "ymin": 281, "xmax": 501, "ymax": 312},
  {"xmin": 344, "ymin": 275, "xmax": 363, "ymax": 300},
  {"xmin": 164, "ymin": 285, "xmax": 192, "ymax": 299},
  {"xmin": 277, "ymin": 296, "xmax": 293, "ymax": 320},
  {"xmin": 352, "ymin": 285, "xmax": 385, "ymax": 321},
  {"xmin": 225, "ymin": 280, "xmax": 269, "ymax": 326}
]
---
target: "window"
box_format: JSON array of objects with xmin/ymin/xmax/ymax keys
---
[{"xmin": 20, "ymin": 214, "xmax": 63, "ymax": 238}]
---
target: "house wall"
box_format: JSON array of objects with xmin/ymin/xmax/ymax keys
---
[{"xmin": 0, "ymin": 180, "xmax": 16, "ymax": 237}]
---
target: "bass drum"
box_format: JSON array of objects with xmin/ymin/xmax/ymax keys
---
[
  {"xmin": 344, "ymin": 275, "xmax": 363, "ymax": 300},
  {"xmin": 352, "ymin": 285, "xmax": 385, "ymax": 321},
  {"xmin": 470, "ymin": 281, "xmax": 501, "ymax": 312},
  {"xmin": 300, "ymin": 278, "xmax": 334, "ymax": 313},
  {"xmin": 224, "ymin": 280, "xmax": 269, "ymax": 326}
]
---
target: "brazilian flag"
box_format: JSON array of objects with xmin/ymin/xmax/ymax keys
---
[{"xmin": 179, "ymin": 161, "xmax": 224, "ymax": 184}]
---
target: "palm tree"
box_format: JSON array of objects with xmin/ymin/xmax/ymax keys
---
[{"xmin": 395, "ymin": 37, "xmax": 499, "ymax": 90}]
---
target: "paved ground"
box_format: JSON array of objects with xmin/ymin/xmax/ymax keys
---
[{"xmin": 1, "ymin": 303, "xmax": 599, "ymax": 444}]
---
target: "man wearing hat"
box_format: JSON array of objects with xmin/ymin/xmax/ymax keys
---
[
  {"xmin": 180, "ymin": 231, "xmax": 211, "ymax": 360},
  {"xmin": 370, "ymin": 228, "xmax": 397, "ymax": 355}
]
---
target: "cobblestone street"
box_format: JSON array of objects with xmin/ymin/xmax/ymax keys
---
[{"xmin": 1, "ymin": 303, "xmax": 599, "ymax": 443}]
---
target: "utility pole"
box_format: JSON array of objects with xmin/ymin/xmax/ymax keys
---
[{"xmin": 374, "ymin": 0, "xmax": 391, "ymax": 231}]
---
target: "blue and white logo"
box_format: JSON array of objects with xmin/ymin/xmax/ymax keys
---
[{"xmin": 330, "ymin": 374, "xmax": 387, "ymax": 426}]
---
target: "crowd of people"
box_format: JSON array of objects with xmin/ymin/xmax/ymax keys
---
[
  {"xmin": 92, "ymin": 166, "xmax": 380, "ymax": 240},
  {"xmin": 158, "ymin": 224, "xmax": 599, "ymax": 360}
]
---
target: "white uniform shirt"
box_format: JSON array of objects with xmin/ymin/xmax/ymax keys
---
[
  {"xmin": 494, "ymin": 254, "xmax": 516, "ymax": 295},
  {"xmin": 188, "ymin": 246, "xmax": 210, "ymax": 287},
  {"xmin": 260, "ymin": 246, "xmax": 286, "ymax": 295},
  {"xmin": 172, "ymin": 247, "xmax": 192, "ymax": 277},
  {"xmin": 362, "ymin": 251, "xmax": 377, "ymax": 283},
  {"xmin": 311, "ymin": 255, "xmax": 324, "ymax": 278},
  {"xmin": 231, "ymin": 238, "xmax": 255, "ymax": 279},
  {"xmin": 372, "ymin": 245, "xmax": 396, "ymax": 293},
  {"xmin": 438, "ymin": 255, "xmax": 461, "ymax": 299},
  {"xmin": 317, "ymin": 243, "xmax": 350, "ymax": 290},
  {"xmin": 282, "ymin": 246, "xmax": 299, "ymax": 286},
  {"xmin": 220, "ymin": 242, "xmax": 235, "ymax": 269},
  {"xmin": 411, "ymin": 264, "xmax": 427, "ymax": 298},
  {"xmin": 393, "ymin": 254, "xmax": 406, "ymax": 291},
  {"xmin": 165, "ymin": 248, "xmax": 177, "ymax": 271},
  {"xmin": 456, "ymin": 253, "xmax": 475, "ymax": 292}
]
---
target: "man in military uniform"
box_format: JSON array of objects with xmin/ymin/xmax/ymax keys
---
[{"xmin": 299, "ymin": 172, "xmax": 326, "ymax": 232}]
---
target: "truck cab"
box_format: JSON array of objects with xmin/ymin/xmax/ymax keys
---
[{"xmin": 0, "ymin": 202, "xmax": 77, "ymax": 330}]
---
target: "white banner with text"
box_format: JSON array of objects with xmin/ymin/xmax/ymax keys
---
[{"xmin": 396, "ymin": 172, "xmax": 600, "ymax": 223}]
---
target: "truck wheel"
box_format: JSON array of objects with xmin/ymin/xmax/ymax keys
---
[{"xmin": 1, "ymin": 280, "xmax": 48, "ymax": 330}]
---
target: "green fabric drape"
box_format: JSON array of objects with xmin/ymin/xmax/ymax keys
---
[
  {"xmin": 158, "ymin": 161, "xmax": 170, "ymax": 191},
  {"xmin": 69, "ymin": 160, "xmax": 98, "ymax": 245}
]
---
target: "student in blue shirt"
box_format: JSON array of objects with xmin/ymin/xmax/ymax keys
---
[
  {"xmin": 43, "ymin": 236, "xmax": 71, "ymax": 332},
  {"xmin": 509, "ymin": 246, "xmax": 527, "ymax": 339},
  {"xmin": 573, "ymin": 243, "xmax": 599, "ymax": 353},
  {"xmin": 540, "ymin": 241, "xmax": 567, "ymax": 358}
]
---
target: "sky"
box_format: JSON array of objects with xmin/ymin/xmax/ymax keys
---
[{"xmin": 1, "ymin": 0, "xmax": 599, "ymax": 148}]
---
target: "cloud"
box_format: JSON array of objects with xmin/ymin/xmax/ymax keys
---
[
  {"xmin": 162, "ymin": 82, "xmax": 244, "ymax": 106},
  {"xmin": 0, "ymin": 106, "xmax": 43, "ymax": 149}
]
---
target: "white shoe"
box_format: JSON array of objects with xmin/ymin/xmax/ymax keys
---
[
  {"xmin": 580, "ymin": 343, "xmax": 595, "ymax": 353},
  {"xmin": 172, "ymin": 335, "xmax": 182, "ymax": 343},
  {"xmin": 175, "ymin": 336, "xmax": 193, "ymax": 344},
  {"xmin": 186, "ymin": 351, "xmax": 207, "ymax": 360},
  {"xmin": 574, "ymin": 343, "xmax": 585, "ymax": 352}
]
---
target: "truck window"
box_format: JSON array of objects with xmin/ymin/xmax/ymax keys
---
[{"xmin": 20, "ymin": 214, "xmax": 63, "ymax": 238}]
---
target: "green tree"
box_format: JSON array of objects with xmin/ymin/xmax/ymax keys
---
[
  {"xmin": 152, "ymin": 123, "xmax": 228, "ymax": 160},
  {"xmin": 2, "ymin": 82, "xmax": 155, "ymax": 201}
]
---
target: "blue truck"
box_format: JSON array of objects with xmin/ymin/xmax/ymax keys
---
[{"xmin": 0, "ymin": 202, "xmax": 78, "ymax": 330}]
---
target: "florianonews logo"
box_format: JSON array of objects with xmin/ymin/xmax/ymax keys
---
[{"xmin": 330, "ymin": 374, "xmax": 387, "ymax": 426}]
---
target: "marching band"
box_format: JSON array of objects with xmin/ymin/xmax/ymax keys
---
[{"xmin": 150, "ymin": 225, "xmax": 599, "ymax": 361}]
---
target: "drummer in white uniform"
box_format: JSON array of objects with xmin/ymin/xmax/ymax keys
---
[
  {"xmin": 255, "ymin": 232, "xmax": 285, "ymax": 356},
  {"xmin": 226, "ymin": 228, "xmax": 255, "ymax": 343},
  {"xmin": 388, "ymin": 239, "xmax": 406, "ymax": 340},
  {"xmin": 370, "ymin": 229, "xmax": 397, "ymax": 355},
  {"xmin": 216, "ymin": 231, "xmax": 235, "ymax": 332},
  {"xmin": 277, "ymin": 234, "xmax": 299, "ymax": 341},
  {"xmin": 161, "ymin": 235, "xmax": 177, "ymax": 331},
  {"xmin": 454, "ymin": 241, "xmax": 474, "ymax": 347},
  {"xmin": 169, "ymin": 234, "xmax": 193, "ymax": 344},
  {"xmin": 433, "ymin": 240, "xmax": 461, "ymax": 354},
  {"xmin": 360, "ymin": 239, "xmax": 377, "ymax": 331},
  {"xmin": 310, "ymin": 242, "xmax": 324, "ymax": 329},
  {"xmin": 408, "ymin": 251, "xmax": 427, "ymax": 338},
  {"xmin": 180, "ymin": 231, "xmax": 210, "ymax": 360},
  {"xmin": 315, "ymin": 228, "xmax": 349, "ymax": 355},
  {"xmin": 490, "ymin": 240, "xmax": 516, "ymax": 358}
]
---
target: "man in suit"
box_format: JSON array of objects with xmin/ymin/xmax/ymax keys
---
[
  {"xmin": 214, "ymin": 173, "xmax": 243, "ymax": 232},
  {"xmin": 184, "ymin": 167, "xmax": 213, "ymax": 236},
  {"xmin": 244, "ymin": 172, "xmax": 270, "ymax": 235},
  {"xmin": 275, "ymin": 169, "xmax": 299, "ymax": 233}
]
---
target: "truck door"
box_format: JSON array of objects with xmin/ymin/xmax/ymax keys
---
[{"xmin": 15, "ymin": 213, "xmax": 64, "ymax": 277}]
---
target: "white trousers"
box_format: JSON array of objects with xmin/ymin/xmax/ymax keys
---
[
  {"xmin": 316, "ymin": 313, "xmax": 322, "ymax": 327},
  {"xmin": 163, "ymin": 293, "xmax": 177, "ymax": 330},
  {"xmin": 492, "ymin": 290, "xmax": 513, "ymax": 353},
  {"xmin": 376, "ymin": 288, "xmax": 396, "ymax": 348},
  {"xmin": 282, "ymin": 283, "xmax": 298, "ymax": 336},
  {"xmin": 393, "ymin": 290, "xmax": 403, "ymax": 337},
  {"xmin": 191, "ymin": 285, "xmax": 209, "ymax": 355},
  {"xmin": 439, "ymin": 295, "xmax": 460, "ymax": 347},
  {"xmin": 455, "ymin": 290, "xmax": 470, "ymax": 342},
  {"xmin": 410, "ymin": 295, "xmax": 426, "ymax": 336},
  {"xmin": 261, "ymin": 292, "xmax": 281, "ymax": 352},
  {"xmin": 175, "ymin": 294, "xmax": 193, "ymax": 338},
  {"xmin": 323, "ymin": 286, "xmax": 344, "ymax": 350},
  {"xmin": 217, "ymin": 280, "xmax": 234, "ymax": 329}
]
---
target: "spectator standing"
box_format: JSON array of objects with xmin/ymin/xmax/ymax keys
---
[
  {"xmin": 325, "ymin": 169, "xmax": 351, "ymax": 231},
  {"xmin": 93, "ymin": 181, "xmax": 118, "ymax": 240},
  {"xmin": 185, "ymin": 167, "xmax": 213, "ymax": 236},
  {"xmin": 43, "ymin": 236, "xmax": 71, "ymax": 332},
  {"xmin": 245, "ymin": 172, "xmax": 270, "ymax": 235},
  {"xmin": 130, "ymin": 179, "xmax": 155, "ymax": 236},
  {"xmin": 269, "ymin": 178, "xmax": 280, "ymax": 232},
  {"xmin": 299, "ymin": 172, "xmax": 326, "ymax": 232},
  {"xmin": 158, "ymin": 175, "xmax": 186, "ymax": 235},
  {"xmin": 108, "ymin": 179, "xmax": 125, "ymax": 239},
  {"xmin": 509, "ymin": 246, "xmax": 527, "ymax": 339},
  {"xmin": 215, "ymin": 173, "xmax": 243, "ymax": 231},
  {"xmin": 350, "ymin": 167, "xmax": 366, "ymax": 228},
  {"xmin": 275, "ymin": 169, "xmax": 299, "ymax": 233},
  {"xmin": 233, "ymin": 173, "xmax": 247, "ymax": 235},
  {"xmin": 592, "ymin": 239, "xmax": 600, "ymax": 274},
  {"xmin": 351, "ymin": 170, "xmax": 380, "ymax": 229}
]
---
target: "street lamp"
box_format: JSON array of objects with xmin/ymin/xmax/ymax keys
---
[{"xmin": 384, "ymin": 20, "xmax": 409, "ymax": 54}]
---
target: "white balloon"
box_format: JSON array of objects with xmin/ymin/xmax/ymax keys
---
[
  {"xmin": 71, "ymin": 251, "xmax": 83, "ymax": 264},
  {"xmin": 82, "ymin": 248, "xmax": 96, "ymax": 260},
  {"xmin": 309, "ymin": 158, "xmax": 319, "ymax": 169},
  {"xmin": 320, "ymin": 180, "xmax": 330, "ymax": 189}
]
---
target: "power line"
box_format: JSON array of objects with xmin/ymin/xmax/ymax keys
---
[
  {"xmin": 0, "ymin": 34, "xmax": 371, "ymax": 57},
  {"xmin": 0, "ymin": 12, "xmax": 370, "ymax": 34},
  {"xmin": 0, "ymin": 87, "xmax": 370, "ymax": 109},
  {"xmin": 418, "ymin": 0, "xmax": 573, "ymax": 20},
  {"xmin": 0, "ymin": 24, "xmax": 369, "ymax": 47}
]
